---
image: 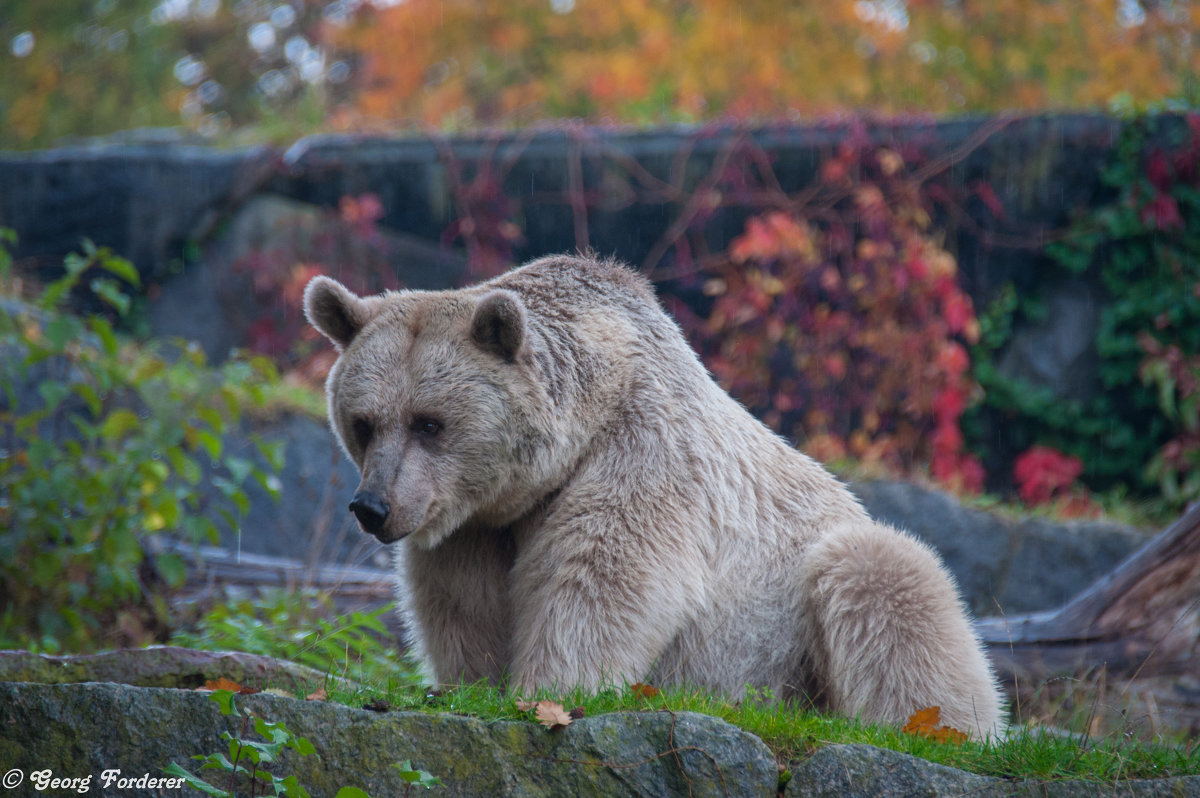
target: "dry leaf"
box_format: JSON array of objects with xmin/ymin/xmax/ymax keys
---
[
  {"xmin": 902, "ymin": 705, "xmax": 941, "ymax": 733},
  {"xmin": 514, "ymin": 699, "xmax": 538, "ymax": 712},
  {"xmin": 305, "ymin": 687, "xmax": 328, "ymax": 701},
  {"xmin": 902, "ymin": 706, "xmax": 969, "ymax": 744},
  {"xmin": 630, "ymin": 683, "xmax": 661, "ymax": 700},
  {"xmin": 201, "ymin": 677, "xmax": 257, "ymax": 694},
  {"xmin": 534, "ymin": 700, "xmax": 573, "ymax": 731}
]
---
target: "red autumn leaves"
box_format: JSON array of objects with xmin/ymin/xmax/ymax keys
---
[{"xmin": 700, "ymin": 148, "xmax": 987, "ymax": 494}]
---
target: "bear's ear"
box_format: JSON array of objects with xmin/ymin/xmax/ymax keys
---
[
  {"xmin": 304, "ymin": 276, "xmax": 376, "ymax": 350},
  {"xmin": 471, "ymin": 290, "xmax": 526, "ymax": 362}
]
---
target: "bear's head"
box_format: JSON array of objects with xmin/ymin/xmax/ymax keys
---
[{"xmin": 303, "ymin": 276, "xmax": 563, "ymax": 549}]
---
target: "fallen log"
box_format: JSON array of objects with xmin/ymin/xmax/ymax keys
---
[
  {"xmin": 157, "ymin": 540, "xmax": 394, "ymax": 603},
  {"xmin": 976, "ymin": 503, "xmax": 1200, "ymax": 686}
]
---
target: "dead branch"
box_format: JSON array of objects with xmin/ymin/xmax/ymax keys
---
[{"xmin": 977, "ymin": 503, "xmax": 1200, "ymax": 686}]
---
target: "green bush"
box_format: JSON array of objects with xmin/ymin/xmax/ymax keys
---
[
  {"xmin": 172, "ymin": 590, "xmax": 407, "ymax": 684},
  {"xmin": 0, "ymin": 236, "xmax": 283, "ymax": 652},
  {"xmin": 969, "ymin": 113, "xmax": 1200, "ymax": 514}
]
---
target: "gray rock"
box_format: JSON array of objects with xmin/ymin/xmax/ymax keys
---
[
  {"xmin": 2, "ymin": 678, "xmax": 1196, "ymax": 798},
  {"xmin": 790, "ymin": 744, "xmax": 1200, "ymax": 798},
  {"xmin": 850, "ymin": 479, "xmax": 1148, "ymax": 616},
  {"xmin": 997, "ymin": 278, "xmax": 1103, "ymax": 404},
  {"xmin": 219, "ymin": 412, "xmax": 385, "ymax": 570},
  {"xmin": 0, "ymin": 647, "xmax": 336, "ymax": 692},
  {"xmin": 148, "ymin": 195, "xmax": 467, "ymax": 362},
  {"xmin": 790, "ymin": 744, "xmax": 995, "ymax": 797},
  {"xmin": 0, "ymin": 681, "xmax": 779, "ymax": 798},
  {"xmin": 1002, "ymin": 516, "xmax": 1147, "ymax": 613}
]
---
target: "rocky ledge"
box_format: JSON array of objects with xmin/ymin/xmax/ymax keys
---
[{"xmin": 2, "ymin": 649, "xmax": 1198, "ymax": 798}]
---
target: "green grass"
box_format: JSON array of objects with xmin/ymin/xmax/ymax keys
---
[
  {"xmin": 171, "ymin": 589, "xmax": 1200, "ymax": 785},
  {"xmin": 300, "ymin": 668, "xmax": 1200, "ymax": 783}
]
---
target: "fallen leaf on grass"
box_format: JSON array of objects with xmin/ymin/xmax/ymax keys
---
[
  {"xmin": 630, "ymin": 682, "xmax": 661, "ymax": 700},
  {"xmin": 902, "ymin": 706, "xmax": 969, "ymax": 744},
  {"xmin": 306, "ymin": 687, "xmax": 328, "ymax": 701},
  {"xmin": 515, "ymin": 699, "xmax": 575, "ymax": 730},
  {"xmin": 535, "ymin": 701, "xmax": 574, "ymax": 731}
]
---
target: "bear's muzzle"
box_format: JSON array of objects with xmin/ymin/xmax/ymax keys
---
[{"xmin": 349, "ymin": 490, "xmax": 394, "ymax": 541}]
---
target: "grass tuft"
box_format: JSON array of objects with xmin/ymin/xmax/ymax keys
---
[{"xmin": 315, "ymin": 665, "xmax": 1200, "ymax": 783}]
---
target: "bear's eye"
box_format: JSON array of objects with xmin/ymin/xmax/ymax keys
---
[
  {"xmin": 410, "ymin": 416, "xmax": 443, "ymax": 438},
  {"xmin": 351, "ymin": 417, "xmax": 373, "ymax": 450}
]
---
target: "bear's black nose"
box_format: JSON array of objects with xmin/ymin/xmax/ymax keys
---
[{"xmin": 349, "ymin": 491, "xmax": 390, "ymax": 533}]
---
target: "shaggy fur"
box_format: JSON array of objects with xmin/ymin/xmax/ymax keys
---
[{"xmin": 304, "ymin": 254, "xmax": 1005, "ymax": 738}]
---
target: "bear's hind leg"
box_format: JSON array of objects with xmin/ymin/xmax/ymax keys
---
[{"xmin": 800, "ymin": 522, "xmax": 1005, "ymax": 739}]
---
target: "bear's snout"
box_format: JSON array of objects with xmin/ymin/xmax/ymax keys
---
[{"xmin": 349, "ymin": 490, "xmax": 391, "ymax": 538}]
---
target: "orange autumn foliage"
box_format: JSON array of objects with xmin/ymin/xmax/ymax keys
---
[
  {"xmin": 338, "ymin": 0, "xmax": 1200, "ymax": 128},
  {"xmin": 200, "ymin": 678, "xmax": 257, "ymax": 694}
]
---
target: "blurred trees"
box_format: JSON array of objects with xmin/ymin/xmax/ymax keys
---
[
  {"xmin": 0, "ymin": 0, "xmax": 355, "ymax": 148},
  {"xmin": 343, "ymin": 0, "xmax": 1200, "ymax": 126},
  {"xmin": 2, "ymin": 0, "xmax": 1198, "ymax": 148}
]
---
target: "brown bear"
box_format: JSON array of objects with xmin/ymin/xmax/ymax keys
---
[{"xmin": 304, "ymin": 254, "xmax": 1005, "ymax": 738}]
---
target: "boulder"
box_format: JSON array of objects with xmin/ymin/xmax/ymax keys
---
[
  {"xmin": 850, "ymin": 479, "xmax": 1147, "ymax": 615},
  {"xmin": 147, "ymin": 194, "xmax": 468, "ymax": 362},
  {"xmin": 0, "ymin": 647, "xmax": 335, "ymax": 691},
  {"xmin": 218, "ymin": 411, "xmax": 385, "ymax": 569},
  {"xmin": 792, "ymin": 743, "xmax": 1200, "ymax": 798},
  {"xmin": 995, "ymin": 278, "xmax": 1103, "ymax": 404},
  {"xmin": 0, "ymin": 681, "xmax": 778, "ymax": 798},
  {"xmin": 1, "ymin": 676, "xmax": 1196, "ymax": 798}
]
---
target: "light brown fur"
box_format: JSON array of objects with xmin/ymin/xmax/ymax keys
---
[{"xmin": 304, "ymin": 254, "xmax": 1005, "ymax": 738}]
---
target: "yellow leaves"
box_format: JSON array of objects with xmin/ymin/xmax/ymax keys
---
[
  {"xmin": 100, "ymin": 409, "xmax": 140, "ymax": 440},
  {"xmin": 336, "ymin": 0, "xmax": 1200, "ymax": 127},
  {"xmin": 876, "ymin": 148, "xmax": 904, "ymax": 177},
  {"xmin": 854, "ymin": 185, "xmax": 886, "ymax": 211},
  {"xmin": 902, "ymin": 706, "xmax": 969, "ymax": 744}
]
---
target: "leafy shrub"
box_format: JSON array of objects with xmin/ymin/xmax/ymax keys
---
[
  {"xmin": 234, "ymin": 193, "xmax": 400, "ymax": 380},
  {"xmin": 974, "ymin": 112, "xmax": 1200, "ymax": 512},
  {"xmin": 683, "ymin": 144, "xmax": 985, "ymax": 492},
  {"xmin": 0, "ymin": 236, "xmax": 283, "ymax": 652},
  {"xmin": 172, "ymin": 589, "xmax": 407, "ymax": 684},
  {"xmin": 1139, "ymin": 334, "xmax": 1200, "ymax": 505},
  {"xmin": 1012, "ymin": 446, "xmax": 1083, "ymax": 506}
]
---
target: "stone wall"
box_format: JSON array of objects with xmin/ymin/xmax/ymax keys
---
[
  {"xmin": 0, "ymin": 114, "xmax": 1172, "ymax": 401},
  {"xmin": 0, "ymin": 116, "xmax": 1166, "ymax": 607}
]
